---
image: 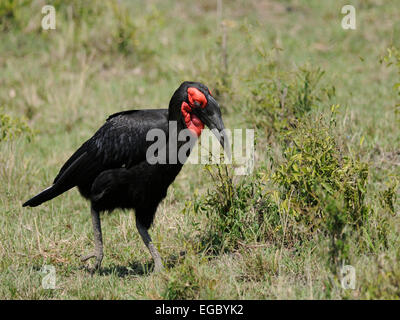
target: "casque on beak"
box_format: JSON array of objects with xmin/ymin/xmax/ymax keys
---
[{"xmin": 193, "ymin": 95, "xmax": 231, "ymax": 160}]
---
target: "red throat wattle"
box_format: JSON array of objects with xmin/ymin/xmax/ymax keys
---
[
  {"xmin": 181, "ymin": 87, "xmax": 207, "ymax": 137},
  {"xmin": 181, "ymin": 101, "xmax": 204, "ymax": 137}
]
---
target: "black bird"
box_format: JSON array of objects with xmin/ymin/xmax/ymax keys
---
[{"xmin": 23, "ymin": 81, "xmax": 228, "ymax": 272}]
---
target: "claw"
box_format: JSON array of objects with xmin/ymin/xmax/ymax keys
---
[
  {"xmin": 81, "ymin": 252, "xmax": 103, "ymax": 272},
  {"xmin": 81, "ymin": 253, "xmax": 96, "ymax": 262}
]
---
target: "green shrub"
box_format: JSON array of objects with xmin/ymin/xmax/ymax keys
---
[
  {"xmin": 271, "ymin": 111, "xmax": 371, "ymax": 269},
  {"xmin": 379, "ymin": 179, "xmax": 398, "ymax": 214},
  {"xmin": 273, "ymin": 114, "xmax": 369, "ymax": 233},
  {"xmin": 0, "ymin": 108, "xmax": 33, "ymax": 142},
  {"xmin": 193, "ymin": 109, "xmax": 372, "ymax": 274},
  {"xmin": 0, "ymin": 0, "xmax": 32, "ymax": 31},
  {"xmin": 193, "ymin": 165, "xmax": 265, "ymax": 254}
]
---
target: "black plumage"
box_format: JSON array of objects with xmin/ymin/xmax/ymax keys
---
[{"xmin": 23, "ymin": 81, "xmax": 228, "ymax": 272}]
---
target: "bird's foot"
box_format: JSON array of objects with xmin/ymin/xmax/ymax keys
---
[{"xmin": 81, "ymin": 251, "xmax": 103, "ymax": 273}]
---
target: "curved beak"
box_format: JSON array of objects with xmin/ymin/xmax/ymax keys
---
[{"xmin": 193, "ymin": 95, "xmax": 231, "ymax": 159}]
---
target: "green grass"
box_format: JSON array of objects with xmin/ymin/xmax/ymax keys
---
[{"xmin": 0, "ymin": 0, "xmax": 399, "ymax": 299}]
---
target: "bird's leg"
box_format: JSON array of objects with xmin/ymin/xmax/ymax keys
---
[
  {"xmin": 81, "ymin": 206, "xmax": 103, "ymax": 272},
  {"xmin": 136, "ymin": 218, "xmax": 163, "ymax": 273}
]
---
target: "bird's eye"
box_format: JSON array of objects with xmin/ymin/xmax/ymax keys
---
[{"xmin": 187, "ymin": 87, "xmax": 207, "ymax": 109}]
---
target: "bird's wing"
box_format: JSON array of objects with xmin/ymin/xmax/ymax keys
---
[{"xmin": 53, "ymin": 109, "xmax": 169, "ymax": 188}]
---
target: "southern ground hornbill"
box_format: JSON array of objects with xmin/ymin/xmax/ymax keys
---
[{"xmin": 23, "ymin": 81, "xmax": 228, "ymax": 272}]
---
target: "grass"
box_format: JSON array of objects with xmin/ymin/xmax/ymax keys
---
[{"xmin": 0, "ymin": 0, "xmax": 399, "ymax": 299}]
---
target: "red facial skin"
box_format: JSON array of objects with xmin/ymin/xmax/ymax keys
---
[
  {"xmin": 181, "ymin": 87, "xmax": 207, "ymax": 137},
  {"xmin": 187, "ymin": 87, "xmax": 207, "ymax": 108}
]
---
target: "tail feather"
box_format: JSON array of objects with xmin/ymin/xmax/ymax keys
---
[
  {"xmin": 23, "ymin": 151, "xmax": 94, "ymax": 208},
  {"xmin": 23, "ymin": 185, "xmax": 65, "ymax": 207}
]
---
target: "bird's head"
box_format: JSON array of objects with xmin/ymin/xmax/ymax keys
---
[{"xmin": 170, "ymin": 81, "xmax": 229, "ymax": 153}]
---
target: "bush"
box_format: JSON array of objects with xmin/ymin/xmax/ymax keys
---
[
  {"xmin": 379, "ymin": 179, "xmax": 398, "ymax": 214},
  {"xmin": 193, "ymin": 165, "xmax": 265, "ymax": 254},
  {"xmin": 272, "ymin": 112, "xmax": 369, "ymax": 233},
  {"xmin": 0, "ymin": 108, "xmax": 33, "ymax": 142},
  {"xmin": 192, "ymin": 108, "xmax": 374, "ymax": 274},
  {"xmin": 267, "ymin": 111, "xmax": 372, "ymax": 269},
  {"xmin": 0, "ymin": 0, "xmax": 32, "ymax": 31}
]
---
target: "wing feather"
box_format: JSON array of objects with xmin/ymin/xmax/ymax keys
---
[{"xmin": 52, "ymin": 109, "xmax": 168, "ymax": 190}]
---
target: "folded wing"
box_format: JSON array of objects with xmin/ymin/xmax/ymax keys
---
[{"xmin": 23, "ymin": 109, "xmax": 168, "ymax": 207}]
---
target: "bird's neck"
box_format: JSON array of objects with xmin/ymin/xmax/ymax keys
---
[{"xmin": 165, "ymin": 101, "xmax": 198, "ymax": 166}]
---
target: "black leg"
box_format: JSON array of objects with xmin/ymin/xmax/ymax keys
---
[
  {"xmin": 136, "ymin": 217, "xmax": 163, "ymax": 272},
  {"xmin": 81, "ymin": 206, "xmax": 103, "ymax": 272}
]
